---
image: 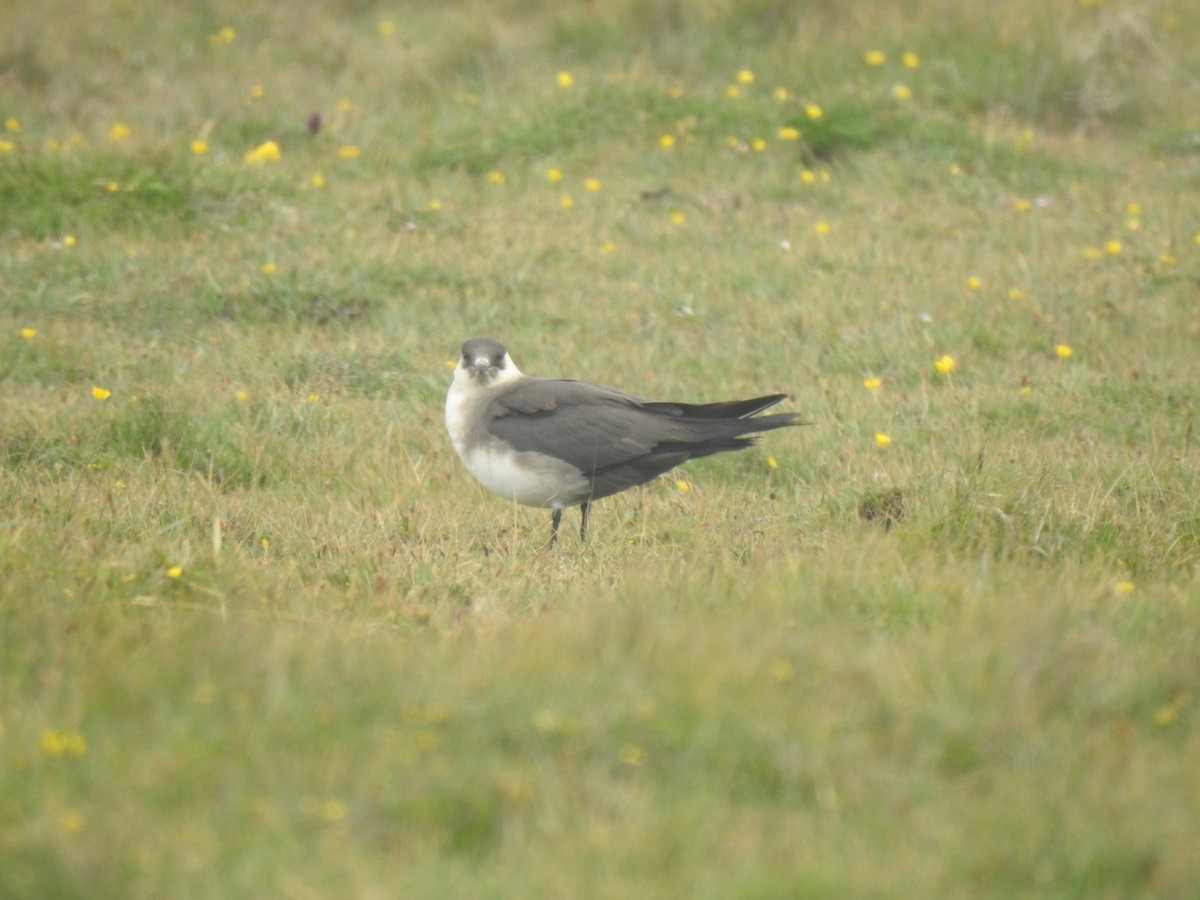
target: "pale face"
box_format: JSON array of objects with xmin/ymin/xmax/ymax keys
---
[
  {"xmin": 446, "ymin": 337, "xmax": 523, "ymax": 455},
  {"xmin": 453, "ymin": 337, "xmax": 522, "ymax": 390}
]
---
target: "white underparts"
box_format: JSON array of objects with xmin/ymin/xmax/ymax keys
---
[{"xmin": 445, "ymin": 354, "xmax": 590, "ymax": 509}]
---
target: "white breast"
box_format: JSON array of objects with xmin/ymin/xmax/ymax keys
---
[
  {"xmin": 459, "ymin": 443, "xmax": 589, "ymax": 509},
  {"xmin": 445, "ymin": 365, "xmax": 589, "ymax": 509},
  {"xmin": 444, "ymin": 376, "xmax": 474, "ymax": 457}
]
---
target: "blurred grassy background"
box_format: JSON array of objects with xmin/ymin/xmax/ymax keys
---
[{"xmin": 2, "ymin": 0, "xmax": 1199, "ymax": 896}]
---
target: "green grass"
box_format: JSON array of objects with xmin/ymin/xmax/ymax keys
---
[{"xmin": 3, "ymin": 0, "xmax": 1200, "ymax": 896}]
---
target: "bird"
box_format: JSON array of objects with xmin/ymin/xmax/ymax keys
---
[{"xmin": 445, "ymin": 336, "xmax": 804, "ymax": 545}]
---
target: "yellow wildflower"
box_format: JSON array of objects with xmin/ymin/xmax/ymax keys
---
[
  {"xmin": 778, "ymin": 126, "xmax": 800, "ymax": 140},
  {"xmin": 167, "ymin": 566, "xmax": 183, "ymax": 578},
  {"xmin": 486, "ymin": 170, "xmax": 505, "ymax": 184},
  {"xmin": 91, "ymin": 386, "xmax": 111, "ymax": 400},
  {"xmin": 619, "ymin": 744, "xmax": 647, "ymax": 766},
  {"xmin": 1154, "ymin": 706, "xmax": 1178, "ymax": 727},
  {"xmin": 532, "ymin": 709, "xmax": 561, "ymax": 732},
  {"xmin": 875, "ymin": 432, "xmax": 892, "ymax": 447},
  {"xmin": 902, "ymin": 51, "xmax": 920, "ymax": 69},
  {"xmin": 546, "ymin": 167, "xmax": 563, "ymax": 182},
  {"xmin": 892, "ymin": 84, "xmax": 912, "ymax": 101},
  {"xmin": 41, "ymin": 731, "xmax": 64, "ymax": 755},
  {"xmin": 864, "ymin": 50, "xmax": 887, "ymax": 66},
  {"xmin": 805, "ymin": 103, "xmax": 823, "ymax": 120},
  {"xmin": 1055, "ymin": 343, "xmax": 1072, "ymax": 359},
  {"xmin": 659, "ymin": 134, "xmax": 675, "ymax": 149},
  {"xmin": 1105, "ymin": 240, "xmax": 1122, "ymax": 255},
  {"xmin": 736, "ymin": 69, "xmax": 755, "ymax": 84},
  {"xmin": 4, "ymin": 116, "xmax": 21, "ymax": 132},
  {"xmin": 317, "ymin": 799, "xmax": 347, "ymax": 822},
  {"xmin": 863, "ymin": 377, "xmax": 882, "ymax": 390},
  {"xmin": 108, "ymin": 122, "xmax": 131, "ymax": 142},
  {"xmin": 20, "ymin": 327, "xmax": 37, "ymax": 340},
  {"xmin": 584, "ymin": 177, "xmax": 601, "ymax": 192},
  {"xmin": 556, "ymin": 71, "xmax": 574, "ymax": 88},
  {"xmin": 59, "ymin": 810, "xmax": 86, "ymax": 833},
  {"xmin": 244, "ymin": 140, "xmax": 281, "ymax": 164},
  {"xmin": 190, "ymin": 139, "xmax": 209, "ymax": 155},
  {"xmin": 336, "ymin": 144, "xmax": 360, "ymax": 159},
  {"xmin": 41, "ymin": 730, "xmax": 87, "ymax": 757},
  {"xmin": 934, "ymin": 355, "xmax": 956, "ymax": 374}
]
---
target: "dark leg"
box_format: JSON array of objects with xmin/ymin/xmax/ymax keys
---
[
  {"xmin": 548, "ymin": 507, "xmax": 563, "ymax": 548},
  {"xmin": 579, "ymin": 499, "xmax": 590, "ymax": 542}
]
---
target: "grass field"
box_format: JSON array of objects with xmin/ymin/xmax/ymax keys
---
[{"xmin": 3, "ymin": 0, "xmax": 1200, "ymax": 896}]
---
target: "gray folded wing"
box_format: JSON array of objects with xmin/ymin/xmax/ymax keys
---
[{"xmin": 485, "ymin": 378, "xmax": 800, "ymax": 501}]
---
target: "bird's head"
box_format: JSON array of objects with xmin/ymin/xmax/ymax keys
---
[{"xmin": 456, "ymin": 337, "xmax": 519, "ymax": 386}]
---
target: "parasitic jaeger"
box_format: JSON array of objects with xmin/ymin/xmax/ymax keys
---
[{"xmin": 445, "ymin": 337, "xmax": 804, "ymax": 545}]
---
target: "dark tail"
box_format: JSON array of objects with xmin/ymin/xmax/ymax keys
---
[
  {"xmin": 654, "ymin": 404, "xmax": 807, "ymax": 459},
  {"xmin": 642, "ymin": 393, "xmax": 798, "ymax": 421},
  {"xmin": 739, "ymin": 410, "xmax": 808, "ymax": 432}
]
